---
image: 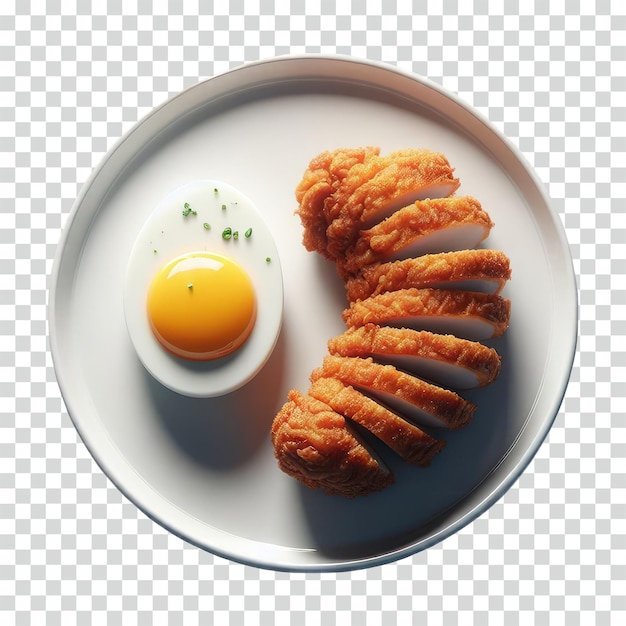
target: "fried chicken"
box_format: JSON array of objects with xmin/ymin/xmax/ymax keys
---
[
  {"xmin": 271, "ymin": 389, "xmax": 393, "ymax": 498},
  {"xmin": 344, "ymin": 249, "xmax": 512, "ymax": 302},
  {"xmin": 324, "ymin": 148, "xmax": 460, "ymax": 259},
  {"xmin": 295, "ymin": 147, "xmax": 459, "ymax": 261},
  {"xmin": 338, "ymin": 197, "xmax": 494, "ymax": 278},
  {"xmin": 342, "ymin": 287, "xmax": 511, "ymax": 341},
  {"xmin": 308, "ymin": 376, "xmax": 446, "ymax": 466},
  {"xmin": 312, "ymin": 355, "xmax": 476, "ymax": 429},
  {"xmin": 274, "ymin": 145, "xmax": 512, "ymax": 497},
  {"xmin": 295, "ymin": 147, "xmax": 380, "ymax": 260},
  {"xmin": 327, "ymin": 325, "xmax": 502, "ymax": 389}
]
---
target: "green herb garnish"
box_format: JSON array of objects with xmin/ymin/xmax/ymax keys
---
[
  {"xmin": 233, "ymin": 230, "xmax": 239, "ymax": 240},
  {"xmin": 182, "ymin": 202, "xmax": 197, "ymax": 217},
  {"xmin": 221, "ymin": 204, "xmax": 227, "ymax": 210},
  {"xmin": 244, "ymin": 228, "xmax": 252, "ymax": 238},
  {"xmin": 222, "ymin": 227, "xmax": 232, "ymax": 240},
  {"xmin": 187, "ymin": 282, "xmax": 193, "ymax": 289},
  {"xmin": 265, "ymin": 257, "xmax": 271, "ymax": 263},
  {"xmin": 203, "ymin": 222, "xmax": 211, "ymax": 230}
]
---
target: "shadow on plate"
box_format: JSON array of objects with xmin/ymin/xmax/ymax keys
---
[
  {"xmin": 311, "ymin": 253, "xmax": 349, "ymax": 308},
  {"xmin": 293, "ymin": 330, "xmax": 519, "ymax": 563},
  {"xmin": 141, "ymin": 327, "xmax": 289, "ymax": 471}
]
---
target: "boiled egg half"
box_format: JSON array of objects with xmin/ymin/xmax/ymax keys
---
[{"xmin": 124, "ymin": 180, "xmax": 283, "ymax": 397}]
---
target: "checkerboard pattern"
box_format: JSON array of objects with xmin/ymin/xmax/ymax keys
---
[{"xmin": 2, "ymin": 2, "xmax": 625, "ymax": 624}]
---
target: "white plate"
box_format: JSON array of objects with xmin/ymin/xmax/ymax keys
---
[{"xmin": 49, "ymin": 56, "xmax": 577, "ymax": 572}]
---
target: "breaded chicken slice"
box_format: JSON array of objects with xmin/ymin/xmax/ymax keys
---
[
  {"xmin": 312, "ymin": 355, "xmax": 476, "ymax": 430},
  {"xmin": 271, "ymin": 389, "xmax": 393, "ymax": 498},
  {"xmin": 295, "ymin": 147, "xmax": 380, "ymax": 259},
  {"xmin": 308, "ymin": 377, "xmax": 446, "ymax": 466},
  {"xmin": 345, "ymin": 249, "xmax": 512, "ymax": 302},
  {"xmin": 325, "ymin": 148, "xmax": 460, "ymax": 258},
  {"xmin": 328, "ymin": 325, "xmax": 502, "ymax": 389},
  {"xmin": 338, "ymin": 197, "xmax": 494, "ymax": 277},
  {"xmin": 342, "ymin": 287, "xmax": 511, "ymax": 341}
]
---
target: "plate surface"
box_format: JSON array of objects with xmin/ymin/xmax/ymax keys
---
[{"xmin": 49, "ymin": 56, "xmax": 577, "ymax": 572}]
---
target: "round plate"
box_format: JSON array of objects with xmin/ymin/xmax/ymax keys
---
[{"xmin": 49, "ymin": 56, "xmax": 577, "ymax": 572}]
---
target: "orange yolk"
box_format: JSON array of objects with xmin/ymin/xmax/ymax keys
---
[{"xmin": 146, "ymin": 252, "xmax": 257, "ymax": 360}]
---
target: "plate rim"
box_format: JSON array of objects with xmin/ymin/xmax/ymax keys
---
[{"xmin": 48, "ymin": 54, "xmax": 578, "ymax": 572}]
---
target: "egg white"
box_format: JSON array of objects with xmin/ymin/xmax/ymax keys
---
[{"xmin": 123, "ymin": 180, "xmax": 284, "ymax": 397}]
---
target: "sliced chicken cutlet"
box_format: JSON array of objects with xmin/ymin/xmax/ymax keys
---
[
  {"xmin": 338, "ymin": 197, "xmax": 494, "ymax": 278},
  {"xmin": 345, "ymin": 249, "xmax": 512, "ymax": 302},
  {"xmin": 313, "ymin": 355, "xmax": 476, "ymax": 430},
  {"xmin": 324, "ymin": 148, "xmax": 460, "ymax": 259},
  {"xmin": 271, "ymin": 389, "xmax": 393, "ymax": 498},
  {"xmin": 342, "ymin": 287, "xmax": 511, "ymax": 341},
  {"xmin": 295, "ymin": 147, "xmax": 380, "ymax": 259},
  {"xmin": 308, "ymin": 376, "xmax": 446, "ymax": 466},
  {"xmin": 328, "ymin": 325, "xmax": 502, "ymax": 389}
]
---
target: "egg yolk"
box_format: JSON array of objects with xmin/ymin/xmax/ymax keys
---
[{"xmin": 146, "ymin": 252, "xmax": 257, "ymax": 360}]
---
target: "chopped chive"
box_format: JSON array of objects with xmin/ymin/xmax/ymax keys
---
[
  {"xmin": 214, "ymin": 187, "xmax": 218, "ymax": 194},
  {"xmin": 221, "ymin": 204, "xmax": 227, "ymax": 210},
  {"xmin": 187, "ymin": 282, "xmax": 193, "ymax": 289},
  {"xmin": 244, "ymin": 227, "xmax": 252, "ymax": 238},
  {"xmin": 182, "ymin": 202, "xmax": 196, "ymax": 216},
  {"xmin": 233, "ymin": 230, "xmax": 239, "ymax": 240},
  {"xmin": 203, "ymin": 222, "xmax": 211, "ymax": 230},
  {"xmin": 153, "ymin": 249, "xmax": 157, "ymax": 254},
  {"xmin": 222, "ymin": 227, "xmax": 232, "ymax": 240},
  {"xmin": 265, "ymin": 257, "xmax": 271, "ymax": 263}
]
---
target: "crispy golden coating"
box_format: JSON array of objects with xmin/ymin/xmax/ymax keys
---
[
  {"xmin": 338, "ymin": 197, "xmax": 494, "ymax": 277},
  {"xmin": 295, "ymin": 147, "xmax": 380, "ymax": 259},
  {"xmin": 342, "ymin": 288, "xmax": 511, "ymax": 340},
  {"xmin": 276, "ymin": 145, "xmax": 512, "ymax": 496},
  {"xmin": 345, "ymin": 249, "xmax": 512, "ymax": 302},
  {"xmin": 308, "ymin": 377, "xmax": 446, "ymax": 466},
  {"xmin": 312, "ymin": 355, "xmax": 476, "ymax": 430},
  {"xmin": 295, "ymin": 147, "xmax": 459, "ymax": 261},
  {"xmin": 271, "ymin": 390, "xmax": 393, "ymax": 498},
  {"xmin": 324, "ymin": 148, "xmax": 460, "ymax": 259},
  {"xmin": 327, "ymin": 325, "xmax": 502, "ymax": 388}
]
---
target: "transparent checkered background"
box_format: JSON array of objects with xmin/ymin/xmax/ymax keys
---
[{"xmin": 1, "ymin": 2, "xmax": 625, "ymax": 624}]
